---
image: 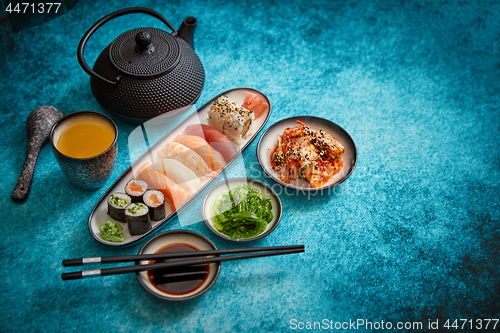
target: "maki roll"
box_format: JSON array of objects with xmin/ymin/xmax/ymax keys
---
[
  {"xmin": 107, "ymin": 192, "xmax": 132, "ymax": 222},
  {"xmin": 125, "ymin": 203, "xmax": 151, "ymax": 235},
  {"xmin": 143, "ymin": 190, "xmax": 166, "ymax": 221},
  {"xmin": 125, "ymin": 179, "xmax": 148, "ymax": 202},
  {"xmin": 208, "ymin": 95, "xmax": 255, "ymax": 144}
]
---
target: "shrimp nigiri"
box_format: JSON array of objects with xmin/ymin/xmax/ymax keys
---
[
  {"xmin": 157, "ymin": 142, "xmax": 218, "ymax": 178},
  {"xmin": 137, "ymin": 162, "xmax": 192, "ymax": 211},
  {"xmin": 173, "ymin": 134, "xmax": 226, "ymax": 172}
]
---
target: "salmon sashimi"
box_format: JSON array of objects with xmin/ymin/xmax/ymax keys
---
[
  {"xmin": 242, "ymin": 91, "xmax": 269, "ymax": 119},
  {"xmin": 157, "ymin": 142, "xmax": 219, "ymax": 178},
  {"xmin": 137, "ymin": 162, "xmax": 192, "ymax": 211},
  {"xmin": 184, "ymin": 124, "xmax": 239, "ymax": 162},
  {"xmin": 173, "ymin": 134, "xmax": 227, "ymax": 172},
  {"xmin": 132, "ymin": 161, "xmax": 150, "ymax": 179}
]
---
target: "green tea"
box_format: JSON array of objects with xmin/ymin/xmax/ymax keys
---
[{"xmin": 56, "ymin": 120, "xmax": 114, "ymax": 158}]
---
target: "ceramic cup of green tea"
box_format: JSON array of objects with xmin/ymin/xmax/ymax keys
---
[{"xmin": 50, "ymin": 111, "xmax": 118, "ymax": 190}]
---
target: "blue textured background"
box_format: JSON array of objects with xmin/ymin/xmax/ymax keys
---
[{"xmin": 1, "ymin": 0, "xmax": 499, "ymax": 332}]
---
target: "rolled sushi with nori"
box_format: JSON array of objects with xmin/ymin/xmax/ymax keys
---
[
  {"xmin": 125, "ymin": 203, "xmax": 151, "ymax": 235},
  {"xmin": 125, "ymin": 179, "xmax": 148, "ymax": 202},
  {"xmin": 143, "ymin": 190, "xmax": 165, "ymax": 221},
  {"xmin": 107, "ymin": 192, "xmax": 132, "ymax": 222}
]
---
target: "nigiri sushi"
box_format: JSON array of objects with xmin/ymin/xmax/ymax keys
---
[
  {"xmin": 208, "ymin": 95, "xmax": 255, "ymax": 144},
  {"xmin": 137, "ymin": 162, "xmax": 192, "ymax": 211},
  {"xmin": 157, "ymin": 142, "xmax": 218, "ymax": 178},
  {"xmin": 149, "ymin": 158, "xmax": 201, "ymax": 194},
  {"xmin": 241, "ymin": 91, "xmax": 269, "ymax": 119},
  {"xmin": 184, "ymin": 124, "xmax": 239, "ymax": 162},
  {"xmin": 173, "ymin": 134, "xmax": 226, "ymax": 172}
]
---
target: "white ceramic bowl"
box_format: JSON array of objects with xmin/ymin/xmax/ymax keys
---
[{"xmin": 135, "ymin": 230, "xmax": 221, "ymax": 301}]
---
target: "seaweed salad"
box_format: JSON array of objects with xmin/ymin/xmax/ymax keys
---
[{"xmin": 212, "ymin": 184, "xmax": 273, "ymax": 239}]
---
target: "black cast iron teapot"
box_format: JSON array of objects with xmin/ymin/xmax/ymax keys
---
[{"xmin": 77, "ymin": 8, "xmax": 205, "ymax": 122}]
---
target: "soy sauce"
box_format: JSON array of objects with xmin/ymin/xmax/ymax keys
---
[{"xmin": 147, "ymin": 243, "xmax": 210, "ymax": 296}]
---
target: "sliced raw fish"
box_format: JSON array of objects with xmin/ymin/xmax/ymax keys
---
[{"xmin": 173, "ymin": 134, "xmax": 227, "ymax": 171}]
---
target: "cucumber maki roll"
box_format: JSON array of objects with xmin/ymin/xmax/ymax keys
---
[
  {"xmin": 143, "ymin": 190, "xmax": 165, "ymax": 221},
  {"xmin": 125, "ymin": 179, "xmax": 148, "ymax": 202},
  {"xmin": 125, "ymin": 203, "xmax": 151, "ymax": 235},
  {"xmin": 107, "ymin": 193, "xmax": 132, "ymax": 222}
]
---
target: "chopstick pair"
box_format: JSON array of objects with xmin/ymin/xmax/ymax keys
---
[{"xmin": 61, "ymin": 244, "xmax": 305, "ymax": 281}]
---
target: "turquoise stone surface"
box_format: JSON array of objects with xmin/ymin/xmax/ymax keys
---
[{"xmin": 1, "ymin": 0, "xmax": 498, "ymax": 332}]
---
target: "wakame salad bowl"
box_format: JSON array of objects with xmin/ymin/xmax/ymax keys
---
[{"xmin": 201, "ymin": 177, "xmax": 283, "ymax": 242}]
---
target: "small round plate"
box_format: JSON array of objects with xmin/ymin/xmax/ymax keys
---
[
  {"xmin": 136, "ymin": 230, "xmax": 221, "ymax": 301},
  {"xmin": 201, "ymin": 177, "xmax": 283, "ymax": 242},
  {"xmin": 257, "ymin": 116, "xmax": 357, "ymax": 192}
]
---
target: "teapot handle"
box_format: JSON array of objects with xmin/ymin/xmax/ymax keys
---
[{"xmin": 77, "ymin": 7, "xmax": 177, "ymax": 85}]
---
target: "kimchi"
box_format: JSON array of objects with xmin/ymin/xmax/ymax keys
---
[{"xmin": 270, "ymin": 121, "xmax": 344, "ymax": 188}]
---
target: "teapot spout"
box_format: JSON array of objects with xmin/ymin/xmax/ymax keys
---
[{"xmin": 177, "ymin": 17, "xmax": 197, "ymax": 50}]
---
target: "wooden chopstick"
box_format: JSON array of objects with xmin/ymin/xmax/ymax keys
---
[
  {"xmin": 61, "ymin": 246, "xmax": 304, "ymax": 281},
  {"xmin": 62, "ymin": 244, "xmax": 305, "ymax": 267}
]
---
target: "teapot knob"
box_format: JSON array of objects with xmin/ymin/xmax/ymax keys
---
[{"xmin": 135, "ymin": 31, "xmax": 155, "ymax": 54}]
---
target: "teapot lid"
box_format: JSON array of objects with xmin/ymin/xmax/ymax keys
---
[{"xmin": 109, "ymin": 27, "xmax": 180, "ymax": 78}]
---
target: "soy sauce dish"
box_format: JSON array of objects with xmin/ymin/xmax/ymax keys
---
[
  {"xmin": 201, "ymin": 177, "xmax": 283, "ymax": 242},
  {"xmin": 136, "ymin": 230, "xmax": 221, "ymax": 301}
]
